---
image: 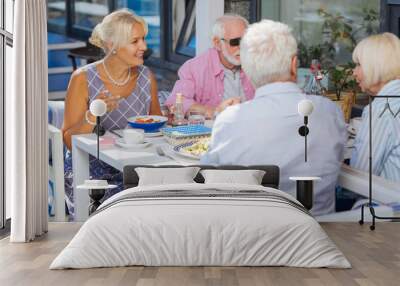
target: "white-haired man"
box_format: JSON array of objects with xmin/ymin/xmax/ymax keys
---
[
  {"xmin": 165, "ymin": 14, "xmax": 255, "ymax": 118},
  {"xmin": 201, "ymin": 20, "xmax": 347, "ymax": 216}
]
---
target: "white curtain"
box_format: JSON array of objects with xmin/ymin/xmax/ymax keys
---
[{"xmin": 7, "ymin": 0, "xmax": 48, "ymax": 242}]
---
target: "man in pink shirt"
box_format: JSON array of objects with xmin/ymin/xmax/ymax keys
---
[{"xmin": 165, "ymin": 14, "xmax": 255, "ymax": 118}]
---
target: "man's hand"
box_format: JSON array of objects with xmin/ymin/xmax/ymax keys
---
[
  {"xmin": 189, "ymin": 97, "xmax": 242, "ymax": 119},
  {"xmin": 215, "ymin": 97, "xmax": 241, "ymax": 113}
]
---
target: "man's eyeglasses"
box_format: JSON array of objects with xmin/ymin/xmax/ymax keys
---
[{"xmin": 221, "ymin": 37, "xmax": 241, "ymax": 47}]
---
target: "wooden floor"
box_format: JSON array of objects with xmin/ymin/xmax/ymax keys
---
[{"xmin": 0, "ymin": 222, "xmax": 399, "ymax": 286}]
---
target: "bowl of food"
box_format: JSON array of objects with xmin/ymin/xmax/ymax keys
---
[{"xmin": 127, "ymin": 115, "xmax": 168, "ymax": 132}]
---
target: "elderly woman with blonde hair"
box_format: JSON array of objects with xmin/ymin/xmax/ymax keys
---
[
  {"xmin": 62, "ymin": 9, "xmax": 162, "ymax": 216},
  {"xmin": 351, "ymin": 32, "xmax": 400, "ymax": 182}
]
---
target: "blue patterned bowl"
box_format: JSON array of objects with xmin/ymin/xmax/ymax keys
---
[{"xmin": 127, "ymin": 115, "xmax": 168, "ymax": 132}]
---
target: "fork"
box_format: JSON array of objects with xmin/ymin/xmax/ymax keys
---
[
  {"xmin": 109, "ymin": 129, "xmax": 123, "ymax": 138},
  {"xmin": 156, "ymin": 146, "xmax": 175, "ymax": 161}
]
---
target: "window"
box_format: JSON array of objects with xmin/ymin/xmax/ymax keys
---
[
  {"xmin": 46, "ymin": 0, "xmax": 224, "ymax": 66},
  {"xmin": 163, "ymin": 0, "xmax": 197, "ymax": 63},
  {"xmin": 1, "ymin": 0, "xmax": 14, "ymax": 231},
  {"xmin": 71, "ymin": 0, "xmax": 110, "ymax": 37},
  {"xmin": 261, "ymin": 0, "xmax": 380, "ymax": 68},
  {"xmin": 117, "ymin": 0, "xmax": 161, "ymax": 57},
  {"xmin": 225, "ymin": 0, "xmax": 260, "ymax": 23},
  {"xmin": 47, "ymin": 0, "xmax": 162, "ymax": 57},
  {"xmin": 47, "ymin": 0, "xmax": 112, "ymax": 40},
  {"xmin": 163, "ymin": 0, "xmax": 260, "ymax": 64},
  {"xmin": 46, "ymin": 1, "xmax": 260, "ymax": 68},
  {"xmin": 47, "ymin": 0, "xmax": 67, "ymax": 34}
]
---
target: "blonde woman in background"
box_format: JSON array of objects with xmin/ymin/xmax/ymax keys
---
[
  {"xmin": 351, "ymin": 32, "xmax": 400, "ymax": 182},
  {"xmin": 62, "ymin": 9, "xmax": 161, "ymax": 217}
]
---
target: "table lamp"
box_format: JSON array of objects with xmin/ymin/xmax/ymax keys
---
[
  {"xmin": 89, "ymin": 99, "xmax": 107, "ymax": 159},
  {"xmin": 291, "ymin": 99, "xmax": 319, "ymax": 211},
  {"xmin": 77, "ymin": 99, "xmax": 116, "ymax": 216},
  {"xmin": 297, "ymin": 99, "xmax": 314, "ymax": 162}
]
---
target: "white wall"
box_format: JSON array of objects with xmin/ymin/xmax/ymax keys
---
[
  {"xmin": 6, "ymin": 0, "xmax": 14, "ymax": 33},
  {"xmin": 5, "ymin": 45, "xmax": 12, "ymax": 220},
  {"xmin": 5, "ymin": 0, "xmax": 14, "ymax": 220},
  {"xmin": 195, "ymin": 0, "xmax": 224, "ymax": 55}
]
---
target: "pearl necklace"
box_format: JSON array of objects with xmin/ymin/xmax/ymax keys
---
[{"xmin": 102, "ymin": 60, "xmax": 131, "ymax": 86}]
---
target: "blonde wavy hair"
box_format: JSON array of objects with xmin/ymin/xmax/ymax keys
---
[
  {"xmin": 89, "ymin": 9, "xmax": 148, "ymax": 54},
  {"xmin": 352, "ymin": 33, "xmax": 400, "ymax": 89}
]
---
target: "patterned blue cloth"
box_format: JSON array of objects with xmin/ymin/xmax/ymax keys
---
[
  {"xmin": 64, "ymin": 63, "xmax": 152, "ymax": 218},
  {"xmin": 161, "ymin": 125, "xmax": 212, "ymax": 137},
  {"xmin": 350, "ymin": 80, "xmax": 400, "ymax": 182}
]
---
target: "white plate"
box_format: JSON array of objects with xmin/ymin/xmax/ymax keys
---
[
  {"xmin": 347, "ymin": 125, "xmax": 357, "ymax": 136},
  {"xmin": 115, "ymin": 138, "xmax": 151, "ymax": 149},
  {"xmin": 110, "ymin": 129, "xmax": 162, "ymax": 138},
  {"xmin": 144, "ymin": 131, "xmax": 163, "ymax": 137},
  {"xmin": 346, "ymin": 138, "xmax": 355, "ymax": 148},
  {"xmin": 172, "ymin": 142, "xmax": 203, "ymax": 160},
  {"xmin": 77, "ymin": 184, "xmax": 118, "ymax": 190}
]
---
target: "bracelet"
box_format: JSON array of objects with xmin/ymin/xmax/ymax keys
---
[{"xmin": 85, "ymin": 110, "xmax": 96, "ymax": 126}]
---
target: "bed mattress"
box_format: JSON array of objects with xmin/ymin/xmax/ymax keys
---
[{"xmin": 50, "ymin": 183, "xmax": 350, "ymax": 269}]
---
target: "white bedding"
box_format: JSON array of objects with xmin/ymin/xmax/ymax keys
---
[{"xmin": 50, "ymin": 183, "xmax": 351, "ymax": 269}]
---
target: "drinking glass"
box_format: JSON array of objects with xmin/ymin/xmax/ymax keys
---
[{"xmin": 188, "ymin": 110, "xmax": 206, "ymax": 125}]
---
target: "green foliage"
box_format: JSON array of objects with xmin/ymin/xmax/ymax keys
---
[
  {"xmin": 317, "ymin": 7, "xmax": 378, "ymax": 69},
  {"xmin": 317, "ymin": 7, "xmax": 377, "ymax": 99},
  {"xmin": 328, "ymin": 62, "xmax": 358, "ymax": 100},
  {"xmin": 298, "ymin": 43, "xmax": 323, "ymax": 68},
  {"xmin": 297, "ymin": 6, "xmax": 378, "ymax": 99}
]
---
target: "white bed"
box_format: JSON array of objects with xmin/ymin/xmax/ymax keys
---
[{"xmin": 50, "ymin": 182, "xmax": 350, "ymax": 269}]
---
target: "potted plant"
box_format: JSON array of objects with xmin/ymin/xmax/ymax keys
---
[
  {"xmin": 325, "ymin": 62, "xmax": 359, "ymax": 122},
  {"xmin": 316, "ymin": 8, "xmax": 378, "ymax": 122},
  {"xmin": 317, "ymin": 8, "xmax": 378, "ymax": 68},
  {"xmin": 327, "ymin": 62, "xmax": 357, "ymax": 101}
]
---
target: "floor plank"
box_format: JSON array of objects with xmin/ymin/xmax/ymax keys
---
[{"xmin": 0, "ymin": 222, "xmax": 399, "ymax": 286}]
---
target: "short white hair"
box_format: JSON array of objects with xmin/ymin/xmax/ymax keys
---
[
  {"xmin": 212, "ymin": 14, "xmax": 249, "ymax": 39},
  {"xmin": 240, "ymin": 20, "xmax": 297, "ymax": 88},
  {"xmin": 352, "ymin": 33, "xmax": 400, "ymax": 89},
  {"xmin": 89, "ymin": 9, "xmax": 148, "ymax": 54}
]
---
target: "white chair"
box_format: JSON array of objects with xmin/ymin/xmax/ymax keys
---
[
  {"xmin": 48, "ymin": 124, "xmax": 67, "ymax": 221},
  {"xmin": 48, "ymin": 100, "xmax": 67, "ymax": 221}
]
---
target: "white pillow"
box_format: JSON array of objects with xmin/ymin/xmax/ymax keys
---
[
  {"xmin": 135, "ymin": 167, "xmax": 201, "ymax": 186},
  {"xmin": 200, "ymin": 169, "xmax": 266, "ymax": 185}
]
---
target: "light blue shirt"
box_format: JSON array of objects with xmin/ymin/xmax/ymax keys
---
[
  {"xmin": 201, "ymin": 82, "xmax": 347, "ymax": 215},
  {"xmin": 223, "ymin": 67, "xmax": 246, "ymax": 101},
  {"xmin": 351, "ymin": 80, "xmax": 400, "ymax": 182}
]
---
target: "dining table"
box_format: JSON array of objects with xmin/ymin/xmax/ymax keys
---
[
  {"xmin": 71, "ymin": 118, "xmax": 358, "ymax": 222},
  {"xmin": 71, "ymin": 130, "xmax": 202, "ymax": 221}
]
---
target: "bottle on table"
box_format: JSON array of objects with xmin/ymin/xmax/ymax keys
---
[
  {"xmin": 303, "ymin": 59, "xmax": 326, "ymax": 96},
  {"xmin": 173, "ymin": 93, "xmax": 187, "ymax": 126}
]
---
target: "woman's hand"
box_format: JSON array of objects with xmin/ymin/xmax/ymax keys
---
[{"xmin": 95, "ymin": 90, "xmax": 121, "ymax": 113}]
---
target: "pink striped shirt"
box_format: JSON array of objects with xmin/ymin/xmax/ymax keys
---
[{"xmin": 165, "ymin": 48, "xmax": 255, "ymax": 112}]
